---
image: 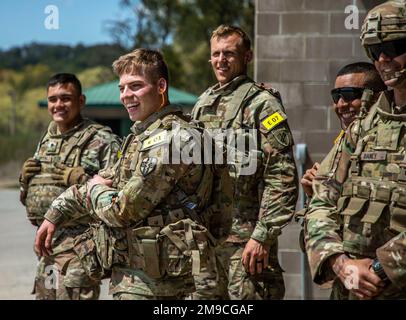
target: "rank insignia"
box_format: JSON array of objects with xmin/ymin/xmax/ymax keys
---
[
  {"xmin": 46, "ymin": 139, "xmax": 61, "ymax": 155},
  {"xmin": 140, "ymin": 157, "xmax": 157, "ymax": 176}
]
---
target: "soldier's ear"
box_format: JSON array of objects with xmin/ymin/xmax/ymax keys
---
[
  {"xmin": 79, "ymin": 94, "xmax": 86, "ymax": 109},
  {"xmin": 157, "ymin": 78, "xmax": 167, "ymax": 94},
  {"xmin": 245, "ymin": 50, "xmax": 253, "ymax": 64}
]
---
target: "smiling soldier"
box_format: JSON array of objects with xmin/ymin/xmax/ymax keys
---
[
  {"xmin": 34, "ymin": 49, "xmax": 233, "ymax": 300},
  {"xmin": 19, "ymin": 73, "xmax": 121, "ymax": 300},
  {"xmin": 305, "ymin": 0, "xmax": 406, "ymax": 300},
  {"xmin": 191, "ymin": 25, "xmax": 299, "ymax": 300}
]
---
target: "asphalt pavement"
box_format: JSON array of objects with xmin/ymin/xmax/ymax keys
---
[{"xmin": 0, "ymin": 188, "xmax": 110, "ymax": 300}]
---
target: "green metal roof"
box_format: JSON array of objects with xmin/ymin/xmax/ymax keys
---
[{"xmin": 39, "ymin": 80, "xmax": 198, "ymax": 107}]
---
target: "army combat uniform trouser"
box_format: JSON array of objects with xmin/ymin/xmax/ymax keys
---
[
  {"xmin": 33, "ymin": 224, "xmax": 102, "ymax": 300},
  {"xmin": 193, "ymin": 242, "xmax": 285, "ymax": 300},
  {"xmin": 34, "ymin": 253, "xmax": 100, "ymax": 300},
  {"xmin": 114, "ymin": 293, "xmax": 188, "ymax": 300}
]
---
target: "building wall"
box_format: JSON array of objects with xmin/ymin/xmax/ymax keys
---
[{"xmin": 255, "ymin": 0, "xmax": 384, "ymax": 299}]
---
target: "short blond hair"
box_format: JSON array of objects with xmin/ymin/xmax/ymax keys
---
[
  {"xmin": 112, "ymin": 48, "xmax": 169, "ymax": 83},
  {"xmin": 211, "ymin": 25, "xmax": 251, "ymax": 51}
]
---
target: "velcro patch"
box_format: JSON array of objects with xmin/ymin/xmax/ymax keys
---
[
  {"xmin": 271, "ymin": 126, "xmax": 292, "ymax": 148},
  {"xmin": 46, "ymin": 139, "xmax": 62, "ymax": 155},
  {"xmin": 140, "ymin": 157, "xmax": 158, "ymax": 176},
  {"xmin": 141, "ymin": 131, "xmax": 168, "ymax": 150},
  {"xmin": 360, "ymin": 151, "xmax": 387, "ymax": 161},
  {"xmin": 261, "ymin": 112, "xmax": 285, "ymax": 131}
]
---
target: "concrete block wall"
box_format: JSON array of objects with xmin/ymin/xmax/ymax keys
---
[{"xmin": 255, "ymin": 0, "xmax": 385, "ymax": 299}]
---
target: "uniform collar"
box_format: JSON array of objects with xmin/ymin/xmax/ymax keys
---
[
  {"xmin": 131, "ymin": 104, "xmax": 182, "ymax": 135},
  {"xmin": 390, "ymin": 90, "xmax": 406, "ymax": 114},
  {"xmin": 376, "ymin": 90, "xmax": 406, "ymax": 121},
  {"xmin": 48, "ymin": 117, "xmax": 86, "ymax": 138},
  {"xmin": 376, "ymin": 90, "xmax": 406, "ymax": 114},
  {"xmin": 209, "ymin": 75, "xmax": 251, "ymax": 95}
]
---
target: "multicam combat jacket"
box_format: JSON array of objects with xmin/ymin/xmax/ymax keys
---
[
  {"xmin": 306, "ymin": 91, "xmax": 406, "ymax": 299},
  {"xmin": 24, "ymin": 118, "xmax": 120, "ymax": 226},
  {"xmin": 45, "ymin": 105, "xmax": 233, "ymax": 297},
  {"xmin": 191, "ymin": 75, "xmax": 298, "ymax": 246}
]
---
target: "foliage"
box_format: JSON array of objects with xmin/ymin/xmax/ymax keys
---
[
  {"xmin": 0, "ymin": 131, "xmax": 43, "ymax": 165},
  {"xmin": 0, "ymin": 64, "xmax": 117, "ymax": 165},
  {"xmin": 107, "ymin": 0, "xmax": 255, "ymax": 94},
  {"xmin": 0, "ymin": 1, "xmax": 254, "ymax": 166},
  {"xmin": 0, "ymin": 43, "xmax": 126, "ymax": 73},
  {"xmin": 77, "ymin": 66, "xmax": 116, "ymax": 89}
]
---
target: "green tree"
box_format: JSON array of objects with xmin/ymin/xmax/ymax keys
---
[
  {"xmin": 0, "ymin": 66, "xmax": 52, "ymax": 135},
  {"xmin": 106, "ymin": 0, "xmax": 181, "ymax": 49},
  {"xmin": 0, "ymin": 43, "xmax": 126, "ymax": 73},
  {"xmin": 107, "ymin": 0, "xmax": 254, "ymax": 94},
  {"xmin": 77, "ymin": 66, "xmax": 116, "ymax": 89},
  {"xmin": 0, "ymin": 69, "xmax": 49, "ymax": 166}
]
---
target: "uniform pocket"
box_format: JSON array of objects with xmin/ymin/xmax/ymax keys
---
[
  {"xmin": 73, "ymin": 230, "xmax": 105, "ymax": 282},
  {"xmin": 159, "ymin": 219, "xmax": 211, "ymax": 278},
  {"xmin": 341, "ymin": 197, "xmax": 368, "ymax": 254},
  {"xmin": 390, "ymin": 187, "xmax": 406, "ymax": 233},
  {"xmin": 390, "ymin": 207, "xmax": 406, "ymax": 233}
]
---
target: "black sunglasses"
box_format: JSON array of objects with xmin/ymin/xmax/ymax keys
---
[
  {"xmin": 366, "ymin": 39, "xmax": 406, "ymax": 61},
  {"xmin": 331, "ymin": 87, "xmax": 366, "ymax": 104}
]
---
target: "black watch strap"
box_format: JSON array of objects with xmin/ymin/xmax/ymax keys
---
[{"xmin": 371, "ymin": 259, "xmax": 389, "ymax": 283}]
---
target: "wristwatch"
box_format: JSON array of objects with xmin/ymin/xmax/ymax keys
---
[{"xmin": 371, "ymin": 259, "xmax": 389, "ymax": 283}]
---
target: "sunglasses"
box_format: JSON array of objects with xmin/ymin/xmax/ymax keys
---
[
  {"xmin": 331, "ymin": 87, "xmax": 366, "ymax": 104},
  {"xmin": 366, "ymin": 39, "xmax": 406, "ymax": 61}
]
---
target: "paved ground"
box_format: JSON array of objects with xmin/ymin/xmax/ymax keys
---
[
  {"xmin": 0, "ymin": 187, "xmax": 329, "ymax": 300},
  {"xmin": 0, "ymin": 188, "xmax": 110, "ymax": 300}
]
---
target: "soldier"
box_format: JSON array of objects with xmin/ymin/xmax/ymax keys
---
[
  {"xmin": 301, "ymin": 62, "xmax": 386, "ymax": 198},
  {"xmin": 19, "ymin": 73, "xmax": 121, "ymax": 299},
  {"xmin": 34, "ymin": 49, "xmax": 233, "ymax": 300},
  {"xmin": 191, "ymin": 25, "xmax": 298, "ymax": 300},
  {"xmin": 305, "ymin": 0, "xmax": 406, "ymax": 299},
  {"xmin": 298, "ymin": 63, "xmax": 386, "ymax": 253}
]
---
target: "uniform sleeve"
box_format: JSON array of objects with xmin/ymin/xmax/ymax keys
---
[
  {"xmin": 89, "ymin": 131, "xmax": 195, "ymax": 228},
  {"xmin": 97, "ymin": 130, "xmax": 121, "ymax": 171},
  {"xmin": 44, "ymin": 130, "xmax": 121, "ymax": 225},
  {"xmin": 249, "ymin": 93, "xmax": 299, "ymax": 245},
  {"xmin": 376, "ymin": 230, "xmax": 406, "ymax": 288},
  {"xmin": 305, "ymin": 137, "xmax": 352, "ymax": 284},
  {"xmin": 44, "ymin": 184, "xmax": 90, "ymax": 225},
  {"xmin": 80, "ymin": 129, "xmax": 121, "ymax": 177}
]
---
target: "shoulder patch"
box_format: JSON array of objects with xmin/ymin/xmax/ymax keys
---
[
  {"xmin": 141, "ymin": 131, "xmax": 169, "ymax": 151},
  {"xmin": 261, "ymin": 111, "xmax": 286, "ymax": 131},
  {"xmin": 271, "ymin": 126, "xmax": 292, "ymax": 148},
  {"xmin": 140, "ymin": 157, "xmax": 157, "ymax": 176}
]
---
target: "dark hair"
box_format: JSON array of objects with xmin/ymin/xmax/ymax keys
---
[
  {"xmin": 47, "ymin": 73, "xmax": 82, "ymax": 95},
  {"xmin": 211, "ymin": 24, "xmax": 251, "ymax": 51},
  {"xmin": 112, "ymin": 48, "xmax": 169, "ymax": 84},
  {"xmin": 336, "ymin": 62, "xmax": 386, "ymax": 92}
]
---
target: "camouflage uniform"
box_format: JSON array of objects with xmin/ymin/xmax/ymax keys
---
[
  {"xmin": 191, "ymin": 75, "xmax": 298, "ymax": 299},
  {"xmin": 306, "ymin": 92, "xmax": 406, "ymax": 299},
  {"xmin": 23, "ymin": 119, "xmax": 120, "ymax": 300},
  {"xmin": 296, "ymin": 131, "xmax": 345, "ymax": 253},
  {"xmin": 305, "ymin": 0, "xmax": 406, "ymax": 300},
  {"xmin": 44, "ymin": 105, "xmax": 233, "ymax": 300}
]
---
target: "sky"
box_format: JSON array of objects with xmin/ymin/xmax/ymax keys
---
[{"xmin": 0, "ymin": 0, "xmax": 133, "ymax": 50}]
